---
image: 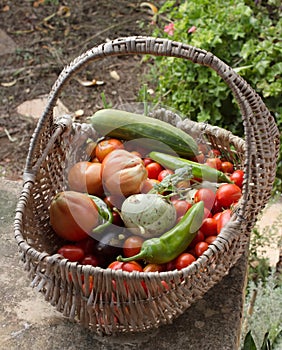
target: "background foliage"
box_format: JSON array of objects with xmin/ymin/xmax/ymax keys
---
[{"xmin": 143, "ymin": 0, "xmax": 282, "ymax": 192}]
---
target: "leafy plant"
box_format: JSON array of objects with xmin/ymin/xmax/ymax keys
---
[{"xmin": 142, "ymin": 0, "xmax": 282, "ymax": 193}]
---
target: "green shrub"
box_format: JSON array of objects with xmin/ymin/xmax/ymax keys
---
[{"xmin": 143, "ymin": 0, "xmax": 282, "ymax": 192}]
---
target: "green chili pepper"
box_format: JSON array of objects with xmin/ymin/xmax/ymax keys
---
[
  {"xmin": 149, "ymin": 151, "xmax": 232, "ymax": 183},
  {"xmin": 116, "ymin": 201, "xmax": 204, "ymax": 264},
  {"xmin": 88, "ymin": 195, "xmax": 113, "ymax": 234}
]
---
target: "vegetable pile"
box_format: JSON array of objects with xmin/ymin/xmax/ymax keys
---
[{"xmin": 49, "ymin": 109, "xmax": 244, "ymax": 286}]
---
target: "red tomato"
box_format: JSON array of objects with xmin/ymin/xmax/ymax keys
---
[
  {"xmin": 95, "ymin": 138, "xmax": 124, "ymax": 162},
  {"xmin": 123, "ymin": 236, "xmax": 144, "ymax": 258},
  {"xmin": 204, "ymin": 207, "xmax": 212, "ymax": 219},
  {"xmin": 230, "ymin": 169, "xmax": 244, "ymax": 188},
  {"xmin": 175, "ymin": 253, "xmax": 196, "ymax": 270},
  {"xmin": 205, "ymin": 235, "xmax": 217, "ymax": 244},
  {"xmin": 189, "ymin": 230, "xmax": 205, "ymax": 248},
  {"xmin": 146, "ymin": 162, "xmax": 163, "ymax": 179},
  {"xmin": 158, "ymin": 169, "xmax": 174, "ymax": 182},
  {"xmin": 217, "ymin": 209, "xmax": 232, "ymax": 234},
  {"xmin": 143, "ymin": 157, "xmax": 153, "ymax": 166},
  {"xmin": 143, "ymin": 263, "xmax": 165, "ymax": 272},
  {"xmin": 208, "ymin": 149, "xmax": 221, "ymax": 158},
  {"xmin": 108, "ymin": 260, "xmax": 143, "ymax": 272},
  {"xmin": 81, "ymin": 255, "xmax": 99, "ymax": 267},
  {"xmin": 213, "ymin": 211, "xmax": 223, "ymax": 222},
  {"xmin": 195, "ymin": 241, "xmax": 209, "ymax": 257},
  {"xmin": 221, "ymin": 161, "xmax": 234, "ymax": 173},
  {"xmin": 75, "ymin": 237, "xmax": 96, "ymax": 255},
  {"xmin": 216, "ymin": 184, "xmax": 242, "ymax": 208},
  {"xmin": 200, "ymin": 217, "xmax": 218, "ymax": 237},
  {"xmin": 140, "ymin": 179, "xmax": 160, "ymax": 194},
  {"xmin": 58, "ymin": 245, "xmax": 85, "ymax": 262},
  {"xmin": 194, "ymin": 188, "xmax": 216, "ymax": 211},
  {"xmin": 112, "ymin": 211, "xmax": 124, "ymax": 226},
  {"xmin": 205, "ymin": 157, "xmax": 222, "ymax": 170},
  {"xmin": 171, "ymin": 199, "xmax": 192, "ymax": 218}
]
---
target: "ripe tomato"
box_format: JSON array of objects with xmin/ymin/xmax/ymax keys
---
[
  {"xmin": 194, "ymin": 241, "xmax": 209, "ymax": 257},
  {"xmin": 123, "ymin": 236, "xmax": 144, "ymax": 258},
  {"xmin": 146, "ymin": 162, "xmax": 163, "ymax": 180},
  {"xmin": 143, "ymin": 157, "xmax": 153, "ymax": 167},
  {"xmin": 221, "ymin": 161, "xmax": 234, "ymax": 174},
  {"xmin": 189, "ymin": 230, "xmax": 205, "ymax": 248},
  {"xmin": 81, "ymin": 255, "xmax": 99, "ymax": 267},
  {"xmin": 205, "ymin": 235, "xmax": 217, "ymax": 244},
  {"xmin": 95, "ymin": 138, "xmax": 124, "ymax": 162},
  {"xmin": 208, "ymin": 149, "xmax": 221, "ymax": 158},
  {"xmin": 68, "ymin": 161, "xmax": 104, "ymax": 197},
  {"xmin": 216, "ymin": 183, "xmax": 242, "ymax": 208},
  {"xmin": 217, "ymin": 209, "xmax": 232, "ymax": 234},
  {"xmin": 175, "ymin": 253, "xmax": 196, "ymax": 270},
  {"xmin": 108, "ymin": 260, "xmax": 143, "ymax": 272},
  {"xmin": 230, "ymin": 169, "xmax": 244, "ymax": 188},
  {"xmin": 49, "ymin": 191, "xmax": 99, "ymax": 242},
  {"xmin": 158, "ymin": 169, "xmax": 174, "ymax": 182},
  {"xmin": 194, "ymin": 188, "xmax": 216, "ymax": 211},
  {"xmin": 200, "ymin": 217, "xmax": 218, "ymax": 237},
  {"xmin": 75, "ymin": 237, "xmax": 96, "ymax": 255},
  {"xmin": 58, "ymin": 245, "xmax": 85, "ymax": 262},
  {"xmin": 171, "ymin": 199, "xmax": 192, "ymax": 218},
  {"xmin": 143, "ymin": 263, "xmax": 165, "ymax": 272},
  {"xmin": 205, "ymin": 157, "xmax": 222, "ymax": 170}
]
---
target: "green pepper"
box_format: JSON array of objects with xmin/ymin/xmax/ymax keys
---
[
  {"xmin": 116, "ymin": 201, "xmax": 204, "ymax": 264},
  {"xmin": 88, "ymin": 195, "xmax": 113, "ymax": 234},
  {"xmin": 149, "ymin": 151, "xmax": 232, "ymax": 183}
]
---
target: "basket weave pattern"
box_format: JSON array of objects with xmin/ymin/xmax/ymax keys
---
[{"xmin": 14, "ymin": 37, "xmax": 279, "ymax": 335}]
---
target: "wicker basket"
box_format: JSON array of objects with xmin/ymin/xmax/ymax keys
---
[{"xmin": 14, "ymin": 37, "xmax": 279, "ymax": 335}]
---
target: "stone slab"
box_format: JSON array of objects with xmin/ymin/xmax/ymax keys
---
[{"xmin": 0, "ymin": 178, "xmax": 247, "ymax": 350}]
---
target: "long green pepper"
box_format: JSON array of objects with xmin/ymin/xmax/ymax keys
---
[
  {"xmin": 117, "ymin": 201, "xmax": 204, "ymax": 264},
  {"xmin": 149, "ymin": 151, "xmax": 232, "ymax": 183}
]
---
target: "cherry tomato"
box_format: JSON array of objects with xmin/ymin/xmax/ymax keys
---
[
  {"xmin": 221, "ymin": 161, "xmax": 234, "ymax": 174},
  {"xmin": 68, "ymin": 161, "xmax": 104, "ymax": 196},
  {"xmin": 208, "ymin": 149, "xmax": 221, "ymax": 158},
  {"xmin": 143, "ymin": 157, "xmax": 153, "ymax": 167},
  {"xmin": 205, "ymin": 236, "xmax": 217, "ymax": 244},
  {"xmin": 205, "ymin": 157, "xmax": 222, "ymax": 170},
  {"xmin": 123, "ymin": 236, "xmax": 144, "ymax": 258},
  {"xmin": 81, "ymin": 255, "xmax": 99, "ymax": 267},
  {"xmin": 203, "ymin": 207, "xmax": 212, "ymax": 219},
  {"xmin": 216, "ymin": 183, "xmax": 242, "ymax": 208},
  {"xmin": 140, "ymin": 179, "xmax": 160, "ymax": 194},
  {"xmin": 171, "ymin": 199, "xmax": 192, "ymax": 218},
  {"xmin": 75, "ymin": 237, "xmax": 96, "ymax": 255},
  {"xmin": 146, "ymin": 162, "xmax": 163, "ymax": 180},
  {"xmin": 143, "ymin": 263, "xmax": 165, "ymax": 272},
  {"xmin": 217, "ymin": 209, "xmax": 232, "ymax": 234},
  {"xmin": 58, "ymin": 245, "xmax": 85, "ymax": 262},
  {"xmin": 108, "ymin": 260, "xmax": 143, "ymax": 272},
  {"xmin": 194, "ymin": 241, "xmax": 209, "ymax": 257},
  {"xmin": 189, "ymin": 230, "xmax": 205, "ymax": 248},
  {"xmin": 230, "ymin": 169, "xmax": 244, "ymax": 188},
  {"xmin": 158, "ymin": 169, "xmax": 174, "ymax": 182},
  {"xmin": 194, "ymin": 188, "xmax": 216, "ymax": 211},
  {"xmin": 175, "ymin": 253, "xmax": 196, "ymax": 270},
  {"xmin": 95, "ymin": 138, "xmax": 124, "ymax": 162},
  {"xmin": 112, "ymin": 211, "xmax": 124, "ymax": 226},
  {"xmin": 200, "ymin": 217, "xmax": 218, "ymax": 237}
]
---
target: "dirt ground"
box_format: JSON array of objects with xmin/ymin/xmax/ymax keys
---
[{"xmin": 0, "ymin": 0, "xmax": 157, "ymax": 180}]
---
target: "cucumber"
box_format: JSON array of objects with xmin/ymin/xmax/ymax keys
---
[{"xmin": 90, "ymin": 109, "xmax": 199, "ymax": 158}]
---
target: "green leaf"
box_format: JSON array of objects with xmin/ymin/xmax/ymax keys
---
[
  {"xmin": 261, "ymin": 333, "xmax": 271, "ymax": 350},
  {"xmin": 243, "ymin": 331, "xmax": 257, "ymax": 350}
]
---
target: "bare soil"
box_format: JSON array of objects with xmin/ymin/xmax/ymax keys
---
[{"xmin": 0, "ymin": 0, "xmax": 155, "ymax": 180}]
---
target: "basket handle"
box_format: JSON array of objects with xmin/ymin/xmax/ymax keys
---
[{"xmin": 24, "ymin": 36, "xmax": 279, "ymax": 215}]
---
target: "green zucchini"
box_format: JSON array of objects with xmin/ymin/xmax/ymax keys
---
[{"xmin": 90, "ymin": 109, "xmax": 199, "ymax": 158}]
